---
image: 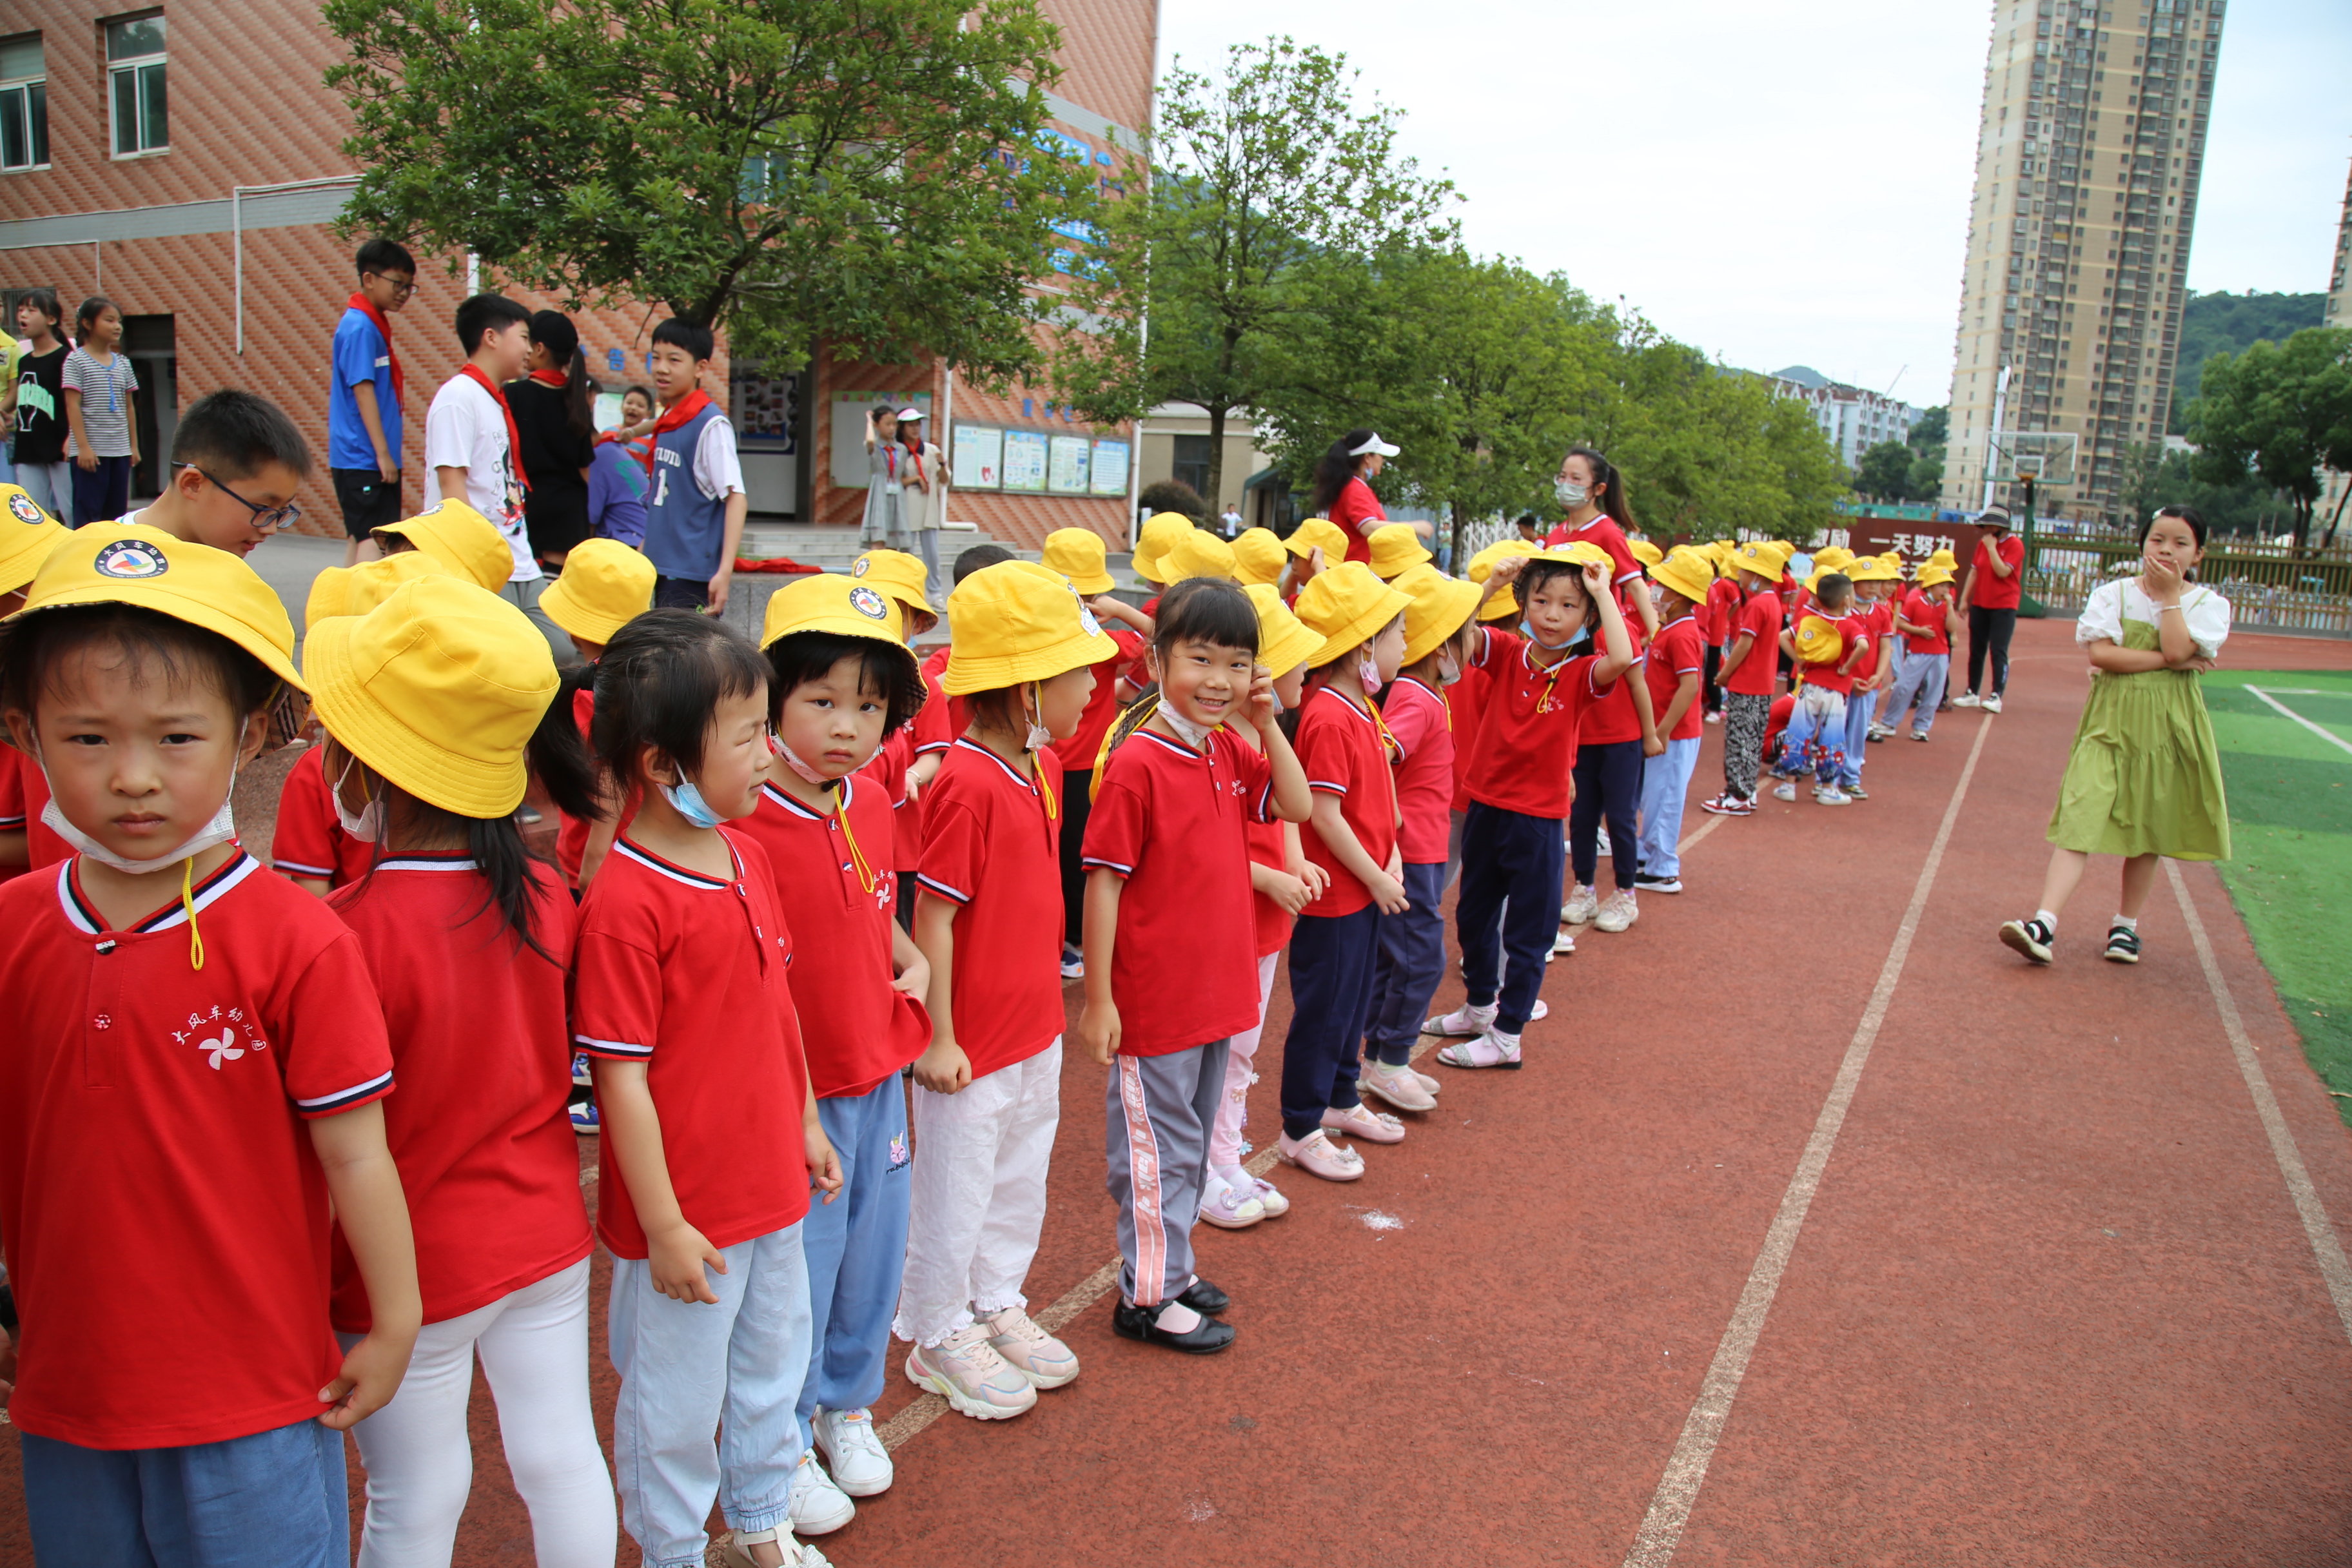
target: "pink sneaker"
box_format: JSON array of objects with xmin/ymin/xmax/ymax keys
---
[
  {"xmin": 1277, "ymin": 1129, "xmax": 1365, "ymax": 1182},
  {"xmin": 905, "ymin": 1323, "xmax": 1039, "ymax": 1418},
  {"xmin": 1322, "ymin": 1102, "xmax": 1406, "ymax": 1144},
  {"xmin": 982, "ymin": 1305, "xmax": 1080, "ymax": 1389}
]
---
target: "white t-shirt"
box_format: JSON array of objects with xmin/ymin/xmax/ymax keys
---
[
  {"xmin": 687, "ymin": 416, "xmax": 745, "ymax": 502},
  {"xmin": 2075, "ymin": 577, "xmax": 2230, "ymax": 660},
  {"xmin": 422, "ymin": 374, "xmax": 538, "ymax": 583}
]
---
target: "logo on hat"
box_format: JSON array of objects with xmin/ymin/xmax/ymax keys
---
[
  {"xmin": 852, "ymin": 558, "xmax": 871, "ymax": 578},
  {"xmin": 8, "ymin": 493, "xmax": 44, "ymax": 527},
  {"xmin": 94, "ymin": 539, "xmax": 168, "ymax": 579},
  {"xmin": 848, "ymin": 585, "xmax": 889, "ymax": 620}
]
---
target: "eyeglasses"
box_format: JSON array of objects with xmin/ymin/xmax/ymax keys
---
[
  {"xmin": 176, "ymin": 464, "xmax": 303, "ymax": 533},
  {"xmin": 365, "ymin": 273, "xmax": 417, "ymax": 298}
]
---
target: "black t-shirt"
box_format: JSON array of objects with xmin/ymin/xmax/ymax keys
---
[
  {"xmin": 13, "ymin": 346, "xmax": 69, "ymax": 465},
  {"xmin": 506, "ymin": 378, "xmax": 595, "ymax": 560}
]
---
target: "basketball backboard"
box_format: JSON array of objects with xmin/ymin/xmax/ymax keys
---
[{"xmin": 1987, "ymin": 429, "xmax": 2078, "ymax": 487}]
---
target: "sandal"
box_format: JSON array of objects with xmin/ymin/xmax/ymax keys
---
[
  {"xmin": 1436, "ymin": 1032, "xmax": 1522, "ymax": 1070},
  {"xmin": 1322, "ymin": 1102, "xmax": 1406, "ymax": 1144}
]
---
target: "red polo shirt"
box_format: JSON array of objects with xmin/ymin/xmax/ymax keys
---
[
  {"xmin": 1244, "ymin": 812, "xmax": 1291, "ymax": 959},
  {"xmin": 887, "ymin": 650, "xmax": 961, "ymax": 873},
  {"xmin": 1295, "ymin": 686, "xmax": 1400, "ymax": 917},
  {"xmin": 1445, "ymin": 662, "xmax": 1488, "ymax": 813},
  {"xmin": 917, "ymin": 739, "xmax": 1067, "ymax": 1077},
  {"xmin": 0, "ymin": 747, "xmax": 71, "ymax": 873},
  {"xmin": 1054, "ymin": 626, "xmax": 1147, "ymax": 779},
  {"xmin": 326, "ymin": 854, "xmax": 590, "ymax": 1330},
  {"xmin": 1461, "ymin": 627, "xmax": 1614, "ymax": 820},
  {"xmin": 1330, "ymin": 476, "xmax": 1386, "ymax": 564},
  {"xmin": 1382, "ymin": 676, "xmax": 1453, "ymax": 864},
  {"xmin": 1721, "ymin": 591, "xmax": 1785, "ymax": 697},
  {"xmin": 1645, "ymin": 613, "xmax": 1707, "ymax": 741},
  {"xmin": 1705, "ymin": 576, "xmax": 1743, "ymax": 647},
  {"xmin": 1970, "ymin": 533, "xmax": 2026, "ymax": 610},
  {"xmin": 1901, "ymin": 587, "xmax": 1954, "ymax": 656},
  {"xmin": 1848, "ymin": 600, "xmax": 1893, "ymax": 684},
  {"xmin": 573, "ymin": 831, "xmax": 810, "ymax": 1259},
  {"xmin": 737, "ymin": 774, "xmax": 930, "ymax": 1098},
  {"xmin": 1081, "ymin": 723, "xmax": 1273, "ymax": 1055},
  {"xmin": 271, "ymin": 745, "xmax": 376, "ymax": 888},
  {"xmin": 1580, "ymin": 623, "xmax": 1649, "ymax": 746},
  {"xmin": 0, "ymin": 852, "xmax": 395, "ymax": 1450},
  {"xmin": 1542, "ymin": 514, "xmax": 1645, "ymax": 620}
]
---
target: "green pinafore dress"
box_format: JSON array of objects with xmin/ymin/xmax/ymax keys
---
[{"xmin": 2045, "ymin": 594, "xmax": 2230, "ymax": 861}]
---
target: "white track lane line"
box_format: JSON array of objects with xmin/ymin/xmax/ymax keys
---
[
  {"xmin": 2245, "ymin": 687, "xmax": 2352, "ymax": 760},
  {"xmin": 2166, "ymin": 860, "xmax": 2352, "ymax": 1348},
  {"xmin": 878, "ymin": 803, "xmax": 1741, "ymax": 1451},
  {"xmin": 1619, "ymin": 714, "xmax": 1994, "ymax": 1568}
]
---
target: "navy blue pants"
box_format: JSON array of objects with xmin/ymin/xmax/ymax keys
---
[
  {"xmin": 1364, "ymin": 862, "xmax": 1446, "ymax": 1066},
  {"xmin": 1455, "ymin": 801, "xmax": 1565, "ymax": 1035},
  {"xmin": 1569, "ymin": 738, "xmax": 1643, "ymax": 890},
  {"xmin": 1279, "ymin": 905, "xmax": 1378, "ymax": 1139}
]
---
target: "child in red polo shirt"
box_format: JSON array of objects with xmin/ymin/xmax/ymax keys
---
[
  {"xmin": 538, "ymin": 536, "xmax": 656, "ymax": 890},
  {"xmin": 0, "ymin": 523, "xmax": 416, "ymax": 1564},
  {"xmin": 1880, "ymin": 563, "xmax": 1961, "ymax": 740},
  {"xmin": 1633, "ymin": 549, "xmax": 1712, "ymax": 893},
  {"xmin": 308, "ymin": 574, "xmax": 617, "ymax": 1564},
  {"xmin": 901, "ymin": 562, "xmax": 1115, "ymax": 1421},
  {"xmin": 743, "ymin": 574, "xmax": 937, "ymax": 1534},
  {"xmin": 573, "ymin": 610, "xmax": 841, "ymax": 1568},
  {"xmin": 1078, "ymin": 579, "xmax": 1311, "ymax": 1351},
  {"xmin": 1429, "ymin": 549, "xmax": 1634, "ymax": 1066},
  {"xmin": 1273, "ymin": 561, "xmax": 1415, "ymax": 1181},
  {"xmin": 1769, "ymin": 572, "xmax": 1869, "ymax": 807},
  {"xmin": 1700, "ymin": 541, "xmax": 1792, "ymax": 817}
]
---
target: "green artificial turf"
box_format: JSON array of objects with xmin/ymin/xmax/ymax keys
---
[{"xmin": 2199, "ymin": 670, "xmax": 2352, "ymax": 1124}]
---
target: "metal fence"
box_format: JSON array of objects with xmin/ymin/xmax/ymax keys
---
[{"xmin": 2027, "ymin": 538, "xmax": 2352, "ymax": 635}]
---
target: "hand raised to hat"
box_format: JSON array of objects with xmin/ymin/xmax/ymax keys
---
[
  {"xmin": 1487, "ymin": 553, "xmax": 1528, "ymax": 583},
  {"xmin": 1581, "ymin": 558, "xmax": 1610, "ymax": 593}
]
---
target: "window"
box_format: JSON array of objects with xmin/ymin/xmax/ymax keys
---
[
  {"xmin": 1170, "ymin": 434, "xmax": 1211, "ymax": 501},
  {"xmin": 0, "ymin": 35, "xmax": 44, "ymax": 170},
  {"xmin": 106, "ymin": 14, "xmax": 166, "ymax": 156}
]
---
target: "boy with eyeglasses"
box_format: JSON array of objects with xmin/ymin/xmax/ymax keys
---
[
  {"xmin": 132, "ymin": 389, "xmax": 312, "ymax": 558},
  {"xmin": 329, "ymin": 239, "xmax": 416, "ymax": 566}
]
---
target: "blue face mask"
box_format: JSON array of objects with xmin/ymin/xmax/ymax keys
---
[
  {"xmin": 662, "ymin": 777, "xmax": 727, "ymax": 831},
  {"xmin": 1519, "ymin": 618, "xmax": 1580, "ymax": 653}
]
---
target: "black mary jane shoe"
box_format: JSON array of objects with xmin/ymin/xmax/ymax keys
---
[
  {"xmin": 1177, "ymin": 1277, "xmax": 1230, "ymax": 1315},
  {"xmin": 1112, "ymin": 1300, "xmax": 1237, "ymax": 1354}
]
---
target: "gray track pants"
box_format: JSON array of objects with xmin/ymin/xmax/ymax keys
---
[{"xmin": 1106, "ymin": 1040, "xmax": 1230, "ymax": 1308}]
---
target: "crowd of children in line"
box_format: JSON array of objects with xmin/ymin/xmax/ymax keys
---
[{"xmin": 0, "ymin": 288, "xmax": 2235, "ymax": 1565}]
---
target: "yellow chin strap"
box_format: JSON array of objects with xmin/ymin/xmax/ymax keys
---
[
  {"xmin": 832, "ymin": 789, "xmax": 878, "ymax": 897},
  {"xmin": 180, "ymin": 856, "xmax": 206, "ymax": 971}
]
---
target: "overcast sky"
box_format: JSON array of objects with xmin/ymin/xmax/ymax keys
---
[{"xmin": 1154, "ymin": 0, "xmax": 2352, "ymax": 413}]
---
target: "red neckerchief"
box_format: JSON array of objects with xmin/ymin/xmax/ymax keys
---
[
  {"xmin": 455, "ymin": 363, "xmax": 530, "ymax": 490},
  {"xmin": 646, "ymin": 389, "xmax": 713, "ymax": 476},
  {"xmin": 902, "ymin": 436, "xmax": 925, "ymax": 487},
  {"xmin": 526, "ymin": 368, "xmax": 568, "ymax": 388},
  {"xmin": 347, "ymin": 293, "xmax": 403, "ymax": 404}
]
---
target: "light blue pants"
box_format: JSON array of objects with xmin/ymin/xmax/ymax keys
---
[
  {"xmin": 1883, "ymin": 649, "xmax": 1949, "ymax": 737},
  {"xmin": 1775, "ymin": 685, "xmax": 1848, "ymax": 787},
  {"xmin": 15, "ymin": 458, "xmax": 72, "ymax": 520},
  {"xmin": 610, "ymin": 1222, "xmax": 811, "ymax": 1568},
  {"xmin": 21, "ymin": 1416, "xmax": 348, "ymax": 1567},
  {"xmin": 1636, "ymin": 734, "xmax": 1702, "ymax": 879},
  {"xmin": 1840, "ymin": 681, "xmax": 1876, "ymax": 788},
  {"xmin": 798, "ymin": 1077, "xmax": 912, "ymax": 1451}
]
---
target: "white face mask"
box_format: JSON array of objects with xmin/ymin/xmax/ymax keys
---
[
  {"xmin": 1555, "ymin": 480, "xmax": 1589, "ymax": 510},
  {"xmin": 37, "ymin": 745, "xmax": 243, "ymax": 876},
  {"xmin": 331, "ymin": 754, "xmax": 386, "ymax": 843},
  {"xmin": 1157, "ymin": 697, "xmax": 1215, "ymax": 751},
  {"xmin": 772, "ymin": 730, "xmax": 834, "ymax": 787},
  {"xmin": 1357, "ymin": 652, "xmax": 1384, "ymax": 698},
  {"xmin": 1436, "ymin": 649, "xmax": 1464, "ymax": 687}
]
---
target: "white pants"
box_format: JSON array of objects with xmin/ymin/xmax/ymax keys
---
[
  {"xmin": 1210, "ymin": 953, "xmax": 1280, "ymax": 1170},
  {"xmin": 340, "ymin": 1258, "xmax": 615, "ymax": 1568},
  {"xmin": 895, "ymin": 1039, "xmax": 1063, "ymax": 1348}
]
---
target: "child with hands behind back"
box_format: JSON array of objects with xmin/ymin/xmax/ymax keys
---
[
  {"xmin": 0, "ymin": 524, "xmax": 417, "ymax": 1564},
  {"xmin": 571, "ymin": 609, "xmax": 841, "ymax": 1568},
  {"xmin": 1077, "ymin": 579, "xmax": 1313, "ymax": 1353}
]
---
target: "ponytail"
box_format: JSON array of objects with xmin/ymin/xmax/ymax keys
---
[{"xmin": 563, "ymin": 348, "xmax": 595, "ymax": 442}]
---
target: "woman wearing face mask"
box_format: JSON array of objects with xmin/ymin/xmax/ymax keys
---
[{"xmin": 1307, "ymin": 429, "xmax": 1405, "ymax": 567}]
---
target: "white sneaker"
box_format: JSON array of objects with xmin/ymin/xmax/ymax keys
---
[
  {"xmin": 1772, "ymin": 781, "xmax": 1797, "ymax": 802},
  {"xmin": 1551, "ymin": 926, "xmax": 1576, "ymax": 956},
  {"xmin": 1951, "ymin": 692, "xmax": 1983, "ymax": 708},
  {"xmin": 812, "ymin": 1407, "xmax": 893, "ymax": 1497},
  {"xmin": 722, "ymin": 1529, "xmax": 832, "ymax": 1568},
  {"xmin": 1562, "ymin": 885, "xmax": 1600, "ymax": 925},
  {"xmin": 1595, "ymin": 825, "xmax": 1613, "ymax": 857},
  {"xmin": 1983, "ymin": 693, "xmax": 2003, "ymax": 713},
  {"xmin": 1593, "ymin": 889, "xmax": 1637, "ymax": 932},
  {"xmin": 1816, "ymin": 787, "xmax": 1853, "ymax": 806},
  {"xmin": 787, "ymin": 1451, "xmax": 856, "ymax": 1536}
]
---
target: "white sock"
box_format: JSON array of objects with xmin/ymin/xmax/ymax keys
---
[
  {"xmin": 1464, "ymin": 1001, "xmax": 1497, "ymax": 1025},
  {"xmin": 2113, "ymin": 914, "xmax": 2137, "ymax": 930},
  {"xmin": 1153, "ymin": 1299, "xmax": 1202, "ymax": 1332},
  {"xmin": 1212, "ymin": 1163, "xmax": 1251, "ymax": 1190},
  {"xmin": 1491, "ymin": 1028, "xmax": 1521, "ymax": 1050},
  {"xmin": 2035, "ymin": 909, "xmax": 2059, "ymax": 932}
]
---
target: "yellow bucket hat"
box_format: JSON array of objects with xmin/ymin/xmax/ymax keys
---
[
  {"xmin": 1367, "ymin": 524, "xmax": 1433, "ymax": 580},
  {"xmin": 1244, "ymin": 582, "xmax": 1324, "ymax": 678},
  {"xmin": 1649, "ymin": 546, "xmax": 1715, "ymax": 608},
  {"xmin": 1465, "ymin": 541, "xmax": 1533, "ymax": 621},
  {"xmin": 1730, "ymin": 539, "xmax": 1792, "ymax": 583},
  {"xmin": 11, "ymin": 523, "xmax": 304, "ymax": 691},
  {"xmin": 852, "ymin": 548, "xmax": 934, "ymax": 613},
  {"xmin": 1232, "ymin": 527, "xmax": 1286, "ymax": 587},
  {"xmin": 304, "ymin": 550, "xmax": 445, "ymax": 632},
  {"xmin": 1, "ymin": 484, "xmax": 71, "ymax": 594},
  {"xmin": 306, "ymin": 575, "xmax": 554, "ymax": 818},
  {"xmin": 1292, "ymin": 560, "xmax": 1411, "ymax": 669},
  {"xmin": 1165, "ymin": 527, "xmax": 1238, "ymax": 583},
  {"xmin": 1392, "ymin": 562, "xmax": 1483, "ymax": 667},
  {"xmin": 1926, "ymin": 547, "xmax": 1959, "ymax": 571},
  {"xmin": 1811, "ymin": 545, "xmax": 1856, "ymax": 574},
  {"xmin": 1130, "ymin": 513, "xmax": 1195, "ymax": 586},
  {"xmin": 1915, "ymin": 563, "xmax": 1957, "ymax": 589},
  {"xmin": 941, "ymin": 560, "xmax": 1120, "ymax": 696},
  {"xmin": 1284, "ymin": 518, "xmax": 1349, "ymax": 562},
  {"xmin": 1041, "ymin": 528, "xmax": 1117, "ymax": 596},
  {"xmin": 373, "ymin": 500, "xmax": 513, "ymax": 593},
  {"xmin": 1847, "ymin": 555, "xmax": 1902, "ymax": 584},
  {"xmin": 760, "ymin": 571, "xmax": 917, "ymax": 668},
  {"xmin": 1628, "ymin": 538, "xmax": 1663, "ymax": 568},
  {"xmin": 1792, "ymin": 612, "xmax": 1844, "ymax": 667},
  {"xmin": 539, "ymin": 539, "xmax": 656, "ymax": 647}
]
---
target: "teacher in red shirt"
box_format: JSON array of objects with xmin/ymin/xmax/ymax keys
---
[
  {"xmin": 1309, "ymin": 429, "xmax": 1419, "ymax": 565},
  {"xmin": 1953, "ymin": 505, "xmax": 2026, "ymax": 714}
]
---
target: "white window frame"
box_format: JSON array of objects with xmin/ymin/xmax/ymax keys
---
[
  {"xmin": 0, "ymin": 34, "xmax": 45, "ymax": 173},
  {"xmin": 105, "ymin": 15, "xmax": 166, "ymax": 159}
]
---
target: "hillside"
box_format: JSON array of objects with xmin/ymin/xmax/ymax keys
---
[{"xmin": 2168, "ymin": 289, "xmax": 2328, "ymax": 432}]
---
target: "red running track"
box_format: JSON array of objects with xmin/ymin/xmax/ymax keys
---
[{"xmin": 4, "ymin": 620, "xmax": 2351, "ymax": 1565}]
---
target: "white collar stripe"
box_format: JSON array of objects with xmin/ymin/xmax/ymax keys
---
[
  {"xmin": 955, "ymin": 737, "xmax": 1034, "ymax": 789},
  {"xmin": 135, "ymin": 854, "xmax": 262, "ymax": 932},
  {"xmin": 612, "ymin": 839, "xmax": 732, "ymax": 890}
]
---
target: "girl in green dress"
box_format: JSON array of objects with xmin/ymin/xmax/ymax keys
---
[{"xmin": 2000, "ymin": 504, "xmax": 2231, "ymax": 966}]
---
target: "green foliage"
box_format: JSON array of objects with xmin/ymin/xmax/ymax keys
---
[
  {"xmin": 2170, "ymin": 289, "xmax": 2327, "ymax": 434},
  {"xmin": 2114, "ymin": 440, "xmax": 2294, "ymax": 539},
  {"xmin": 1854, "ymin": 440, "xmax": 1913, "ymax": 502},
  {"xmin": 2184, "ymin": 327, "xmax": 2352, "ymax": 549},
  {"xmin": 324, "ymin": 0, "xmax": 1097, "ymax": 378},
  {"xmin": 1908, "ymin": 404, "xmax": 1948, "ymax": 453},
  {"xmin": 1906, "ymin": 449, "xmax": 1945, "ymax": 504}
]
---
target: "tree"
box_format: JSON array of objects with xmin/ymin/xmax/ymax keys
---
[
  {"xmin": 2117, "ymin": 438, "xmax": 2290, "ymax": 539},
  {"xmin": 1908, "ymin": 404, "xmax": 1948, "ymax": 454},
  {"xmin": 1855, "ymin": 440, "xmax": 1913, "ymax": 502},
  {"xmin": 2185, "ymin": 327, "xmax": 2352, "ymax": 551},
  {"xmin": 324, "ymin": 0, "xmax": 1099, "ymax": 377},
  {"xmin": 1050, "ymin": 38, "xmax": 1456, "ymax": 510},
  {"xmin": 2170, "ymin": 290, "xmax": 2328, "ymax": 433},
  {"xmin": 1905, "ymin": 449, "xmax": 1945, "ymax": 504}
]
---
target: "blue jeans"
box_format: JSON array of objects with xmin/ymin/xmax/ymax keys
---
[
  {"xmin": 1364, "ymin": 861, "xmax": 1446, "ymax": 1066},
  {"xmin": 1883, "ymin": 649, "xmax": 1948, "ymax": 736},
  {"xmin": 1840, "ymin": 682, "xmax": 1876, "ymax": 788},
  {"xmin": 1636, "ymin": 735, "xmax": 1701, "ymax": 879},
  {"xmin": 1279, "ymin": 905, "xmax": 1380, "ymax": 1139},
  {"xmin": 1569, "ymin": 738, "xmax": 1643, "ymax": 890},
  {"xmin": 1455, "ymin": 801, "xmax": 1564, "ymax": 1035},
  {"xmin": 610, "ymin": 1222, "xmax": 811, "ymax": 1568},
  {"xmin": 798, "ymin": 1079, "xmax": 911, "ymax": 1451},
  {"xmin": 1775, "ymin": 686, "xmax": 1848, "ymax": 787},
  {"xmin": 21, "ymin": 1416, "xmax": 348, "ymax": 1567}
]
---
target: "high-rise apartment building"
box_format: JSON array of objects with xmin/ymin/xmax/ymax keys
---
[
  {"xmin": 2326, "ymin": 159, "xmax": 2352, "ymax": 333},
  {"xmin": 1941, "ymin": 0, "xmax": 2226, "ymax": 520}
]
